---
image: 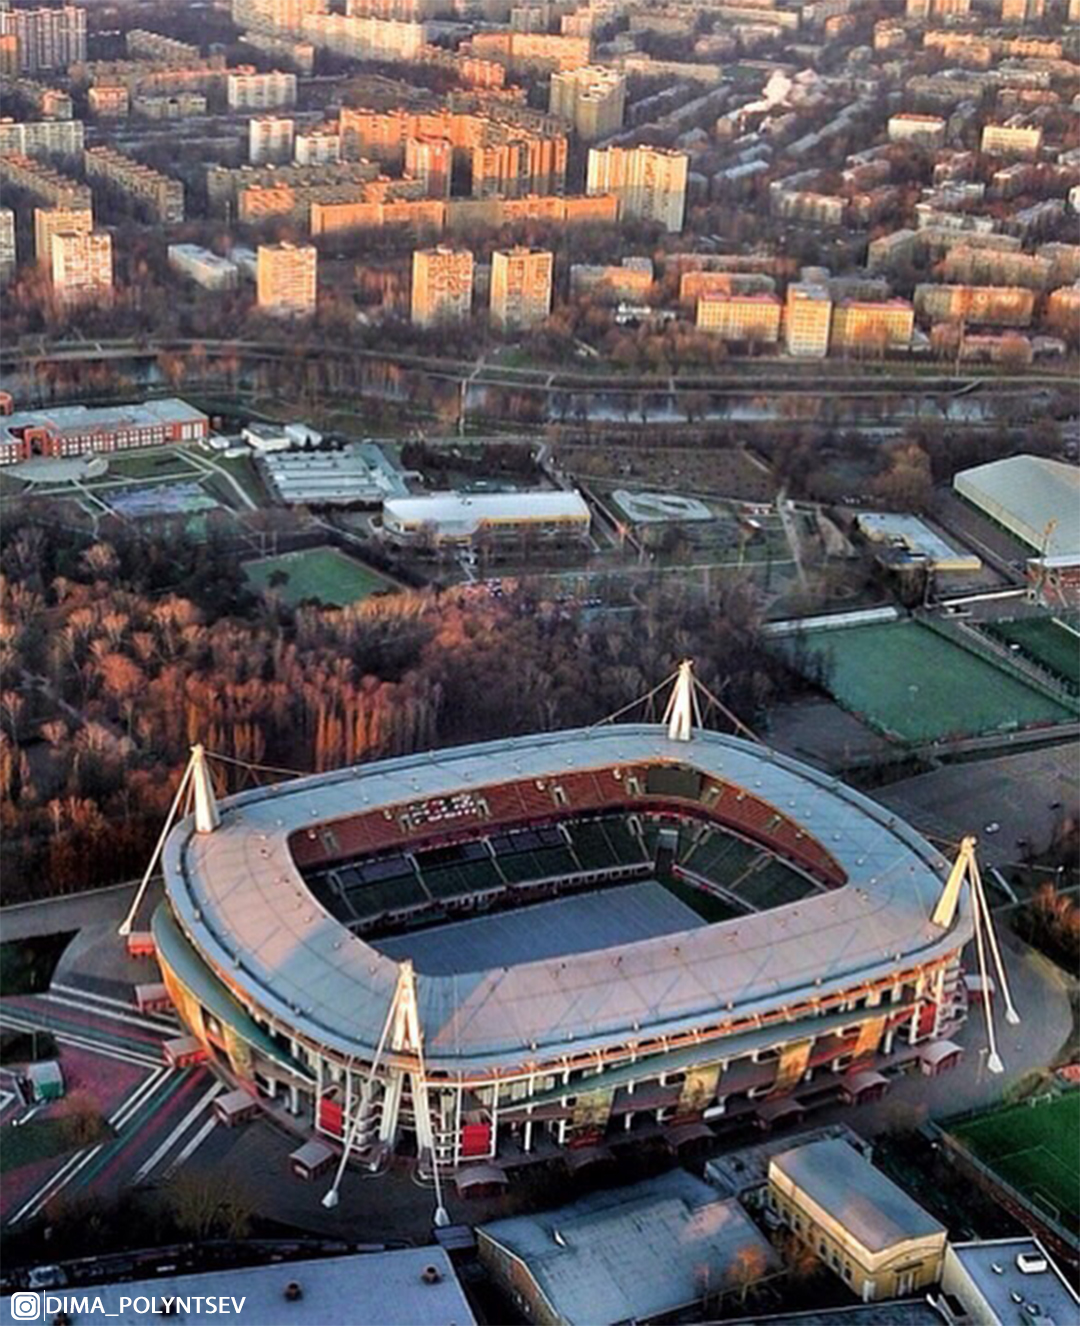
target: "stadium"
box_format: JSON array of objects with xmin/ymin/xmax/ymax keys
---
[{"xmin": 139, "ymin": 668, "xmax": 981, "ymax": 1178}]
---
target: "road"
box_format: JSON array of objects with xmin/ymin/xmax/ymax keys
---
[{"xmin": 0, "ymin": 880, "xmax": 142, "ymax": 943}]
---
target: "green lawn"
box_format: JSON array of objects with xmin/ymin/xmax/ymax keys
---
[
  {"xmin": 243, "ymin": 546, "xmax": 394, "ymax": 607},
  {"xmin": 949, "ymin": 1094, "xmax": 1080, "ymax": 1234},
  {"xmin": 986, "ymin": 619, "xmax": 1080, "ymax": 689},
  {"xmin": 0, "ymin": 933, "xmax": 76, "ymax": 997},
  {"xmin": 780, "ymin": 620, "xmax": 1073, "ymax": 743}
]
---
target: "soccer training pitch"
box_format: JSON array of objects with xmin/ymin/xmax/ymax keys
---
[
  {"xmin": 986, "ymin": 619, "xmax": 1080, "ymax": 690},
  {"xmin": 243, "ymin": 547, "xmax": 394, "ymax": 607},
  {"xmin": 947, "ymin": 1094, "xmax": 1080, "ymax": 1236},
  {"xmin": 781, "ymin": 620, "xmax": 1073, "ymax": 743}
]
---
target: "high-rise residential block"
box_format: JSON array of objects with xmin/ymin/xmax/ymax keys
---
[
  {"xmin": 549, "ymin": 66, "xmax": 625, "ymax": 141},
  {"xmin": 0, "ymin": 4, "xmax": 86, "ymax": 73},
  {"xmin": 490, "ymin": 246, "xmax": 553, "ymax": 329},
  {"xmin": 249, "ymin": 115, "xmax": 295, "ymax": 164},
  {"xmin": 411, "ymin": 246, "xmax": 473, "ymax": 327},
  {"xmin": 51, "ymin": 228, "xmax": 112, "ymax": 307},
  {"xmin": 405, "ymin": 136, "xmax": 452, "ymax": 199},
  {"xmin": 256, "ymin": 241, "xmax": 317, "ymax": 316},
  {"xmin": 0, "ymin": 207, "xmax": 15, "ymax": 284},
  {"xmin": 586, "ymin": 145, "xmax": 688, "ymax": 233},
  {"xmin": 0, "ymin": 116, "xmax": 84, "ymax": 160},
  {"xmin": 294, "ymin": 127, "xmax": 341, "ymax": 166},
  {"xmin": 227, "ymin": 68, "xmax": 297, "ymax": 110},
  {"xmin": 784, "ymin": 283, "xmax": 833, "ymax": 358},
  {"xmin": 34, "ymin": 204, "xmax": 92, "ymax": 262},
  {"xmin": 84, "ymin": 146, "xmax": 184, "ymax": 224}
]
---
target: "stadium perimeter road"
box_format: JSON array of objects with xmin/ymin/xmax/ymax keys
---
[
  {"xmin": 0, "ymin": 880, "xmax": 140, "ymax": 943},
  {"xmin": 877, "ymin": 745, "xmax": 1078, "ymax": 870}
]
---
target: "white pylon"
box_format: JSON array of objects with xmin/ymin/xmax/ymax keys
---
[
  {"xmin": 191, "ymin": 743, "xmax": 220, "ymax": 834},
  {"xmin": 663, "ymin": 659, "xmax": 702, "ymax": 742}
]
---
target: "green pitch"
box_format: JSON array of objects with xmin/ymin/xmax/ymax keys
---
[
  {"xmin": 243, "ymin": 547, "xmax": 393, "ymax": 607},
  {"xmin": 949, "ymin": 1094, "xmax": 1080, "ymax": 1234},
  {"xmin": 782, "ymin": 620, "xmax": 1072, "ymax": 743},
  {"xmin": 987, "ymin": 619, "xmax": 1080, "ymax": 689}
]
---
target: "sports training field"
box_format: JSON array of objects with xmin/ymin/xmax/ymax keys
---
[
  {"xmin": 782, "ymin": 620, "xmax": 1072, "ymax": 743},
  {"xmin": 948, "ymin": 1094, "xmax": 1080, "ymax": 1235},
  {"xmin": 243, "ymin": 547, "xmax": 393, "ymax": 607},
  {"xmin": 987, "ymin": 619, "xmax": 1080, "ymax": 689}
]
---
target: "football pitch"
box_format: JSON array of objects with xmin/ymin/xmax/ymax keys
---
[
  {"xmin": 782, "ymin": 620, "xmax": 1072, "ymax": 743},
  {"xmin": 987, "ymin": 619, "xmax": 1080, "ymax": 689},
  {"xmin": 243, "ymin": 547, "xmax": 394, "ymax": 607},
  {"xmin": 948, "ymin": 1094, "xmax": 1080, "ymax": 1235}
]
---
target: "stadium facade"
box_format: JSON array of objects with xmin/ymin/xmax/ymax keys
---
[{"xmin": 146, "ymin": 680, "xmax": 976, "ymax": 1172}]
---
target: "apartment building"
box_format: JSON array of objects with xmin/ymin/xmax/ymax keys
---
[
  {"xmin": 256, "ymin": 241, "xmax": 317, "ymax": 316},
  {"xmin": 88, "ymin": 85, "xmax": 130, "ymax": 118},
  {"xmin": 466, "ymin": 30, "xmax": 589, "ymax": 74},
  {"xmin": 125, "ymin": 29, "xmax": 201, "ymax": 63},
  {"xmin": 84, "ymin": 146, "xmax": 184, "ymax": 224},
  {"xmin": 1001, "ymin": 0, "xmax": 1043, "ymax": 19},
  {"xmin": 132, "ymin": 92, "xmax": 207, "ymax": 119},
  {"xmin": 887, "ymin": 114, "xmax": 946, "ymax": 149},
  {"xmin": 784, "ymin": 283, "xmax": 833, "ymax": 357},
  {"xmin": 411, "ymin": 246, "xmax": 473, "ymax": 327},
  {"xmin": 980, "ymin": 124, "xmax": 1043, "ymax": 159},
  {"xmin": 168, "ymin": 244, "xmax": 240, "ymax": 291},
  {"xmin": 0, "ymin": 153, "xmax": 91, "ymax": 209},
  {"xmin": 0, "ymin": 207, "xmax": 15, "ymax": 284},
  {"xmin": 206, "ymin": 160, "xmax": 381, "ymax": 215},
  {"xmin": 238, "ymin": 30, "xmax": 316, "ymax": 75},
  {"xmin": 586, "ymin": 145, "xmax": 688, "ymax": 233},
  {"xmin": 905, "ymin": 0, "xmax": 969, "ymax": 16},
  {"xmin": 295, "ymin": 127, "xmax": 341, "ymax": 166},
  {"xmin": 0, "ymin": 4, "xmax": 86, "ymax": 73},
  {"xmin": 51, "ymin": 229, "xmax": 112, "ymax": 308},
  {"xmin": 914, "ymin": 284, "xmax": 1035, "ymax": 326},
  {"xmin": 249, "ymin": 115, "xmax": 295, "ymax": 164},
  {"xmin": 697, "ymin": 292, "xmax": 782, "ymax": 343},
  {"xmin": 471, "ymin": 135, "xmax": 567, "ymax": 199},
  {"xmin": 0, "ymin": 116, "xmax": 83, "ymax": 160},
  {"xmin": 570, "ymin": 258, "xmax": 654, "ymax": 300},
  {"xmin": 2, "ymin": 77, "xmax": 73, "ymax": 118},
  {"xmin": 34, "ymin": 204, "xmax": 92, "ymax": 262},
  {"xmin": 227, "ymin": 67, "xmax": 297, "ymax": 110},
  {"xmin": 299, "ymin": 12, "xmax": 426, "ymax": 63},
  {"xmin": 490, "ymin": 246, "xmax": 553, "ymax": 329},
  {"xmin": 549, "ymin": 65, "xmax": 625, "ymax": 141},
  {"xmin": 405, "ymin": 136, "xmax": 452, "ymax": 199},
  {"xmin": 830, "ymin": 300, "xmax": 915, "ymax": 354}
]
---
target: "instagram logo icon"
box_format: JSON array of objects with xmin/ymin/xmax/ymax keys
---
[{"xmin": 10, "ymin": 1292, "xmax": 40, "ymax": 1319}]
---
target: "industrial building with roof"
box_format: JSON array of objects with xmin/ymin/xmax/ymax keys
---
[
  {"xmin": 477, "ymin": 1170, "xmax": 780, "ymax": 1325},
  {"xmin": 767, "ymin": 1138, "xmax": 947, "ymax": 1302},
  {"xmin": 381, "ymin": 489, "xmax": 591, "ymax": 553},
  {"xmin": 138, "ymin": 665, "xmax": 980, "ymax": 1177}
]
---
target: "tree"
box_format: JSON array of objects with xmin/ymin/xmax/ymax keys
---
[
  {"xmin": 167, "ymin": 1168, "xmax": 254, "ymax": 1241},
  {"xmin": 728, "ymin": 1241, "xmax": 770, "ymax": 1306},
  {"xmin": 59, "ymin": 1089, "xmax": 108, "ymax": 1148}
]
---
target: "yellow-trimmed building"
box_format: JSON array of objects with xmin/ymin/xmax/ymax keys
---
[
  {"xmin": 768, "ymin": 1139, "xmax": 946, "ymax": 1303},
  {"xmin": 830, "ymin": 300, "xmax": 914, "ymax": 354},
  {"xmin": 697, "ymin": 292, "xmax": 782, "ymax": 343}
]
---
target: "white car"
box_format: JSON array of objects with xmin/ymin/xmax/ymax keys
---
[{"xmin": 984, "ymin": 822, "xmax": 1001, "ymax": 834}]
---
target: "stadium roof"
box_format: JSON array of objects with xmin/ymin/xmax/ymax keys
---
[
  {"xmin": 953, "ymin": 455, "xmax": 1080, "ymax": 558},
  {"xmin": 478, "ymin": 1171, "xmax": 780, "ymax": 1326},
  {"xmin": 163, "ymin": 725, "xmax": 964, "ymax": 1073},
  {"xmin": 770, "ymin": 1139, "xmax": 945, "ymax": 1253}
]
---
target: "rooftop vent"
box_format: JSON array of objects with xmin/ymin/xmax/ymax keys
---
[
  {"xmin": 284, "ymin": 1281, "xmax": 303, "ymax": 1302},
  {"xmin": 421, "ymin": 1265, "xmax": 442, "ymax": 1285}
]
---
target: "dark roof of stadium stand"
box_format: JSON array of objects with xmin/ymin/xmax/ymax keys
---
[{"xmin": 162, "ymin": 725, "xmax": 967, "ymax": 1072}]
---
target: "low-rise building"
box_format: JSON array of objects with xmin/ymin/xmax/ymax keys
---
[
  {"xmin": 887, "ymin": 113, "xmax": 946, "ymax": 149},
  {"xmin": 980, "ymin": 123, "xmax": 1042, "ymax": 158},
  {"xmin": 478, "ymin": 1171, "xmax": 780, "ymax": 1326},
  {"xmin": 697, "ymin": 292, "xmax": 783, "ymax": 342},
  {"xmin": 87, "ymin": 84, "xmax": 129, "ymax": 117},
  {"xmin": 768, "ymin": 1138, "xmax": 947, "ymax": 1302},
  {"xmin": 382, "ymin": 490, "xmax": 590, "ymax": 554},
  {"xmin": 942, "ymin": 1239, "xmax": 1078, "ymax": 1326},
  {"xmin": 168, "ymin": 243, "xmax": 239, "ymax": 291},
  {"xmin": 0, "ymin": 397, "xmax": 207, "ymax": 465},
  {"xmin": 830, "ymin": 300, "xmax": 915, "ymax": 354}
]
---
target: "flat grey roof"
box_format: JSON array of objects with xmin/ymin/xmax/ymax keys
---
[
  {"xmin": 954, "ymin": 455, "xmax": 1080, "ymax": 558},
  {"xmin": 0, "ymin": 1249, "xmax": 475, "ymax": 1326},
  {"xmin": 163, "ymin": 725, "xmax": 965, "ymax": 1072},
  {"xmin": 373, "ymin": 881, "xmax": 704, "ymax": 975},
  {"xmin": 948, "ymin": 1238, "xmax": 1080, "ymax": 1326},
  {"xmin": 770, "ymin": 1138, "xmax": 945, "ymax": 1253},
  {"xmin": 479, "ymin": 1170, "xmax": 780, "ymax": 1326}
]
